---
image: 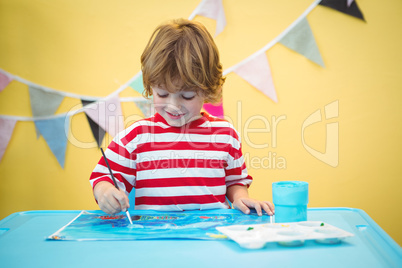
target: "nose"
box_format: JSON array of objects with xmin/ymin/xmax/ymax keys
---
[{"xmin": 169, "ymin": 96, "xmax": 182, "ymax": 111}]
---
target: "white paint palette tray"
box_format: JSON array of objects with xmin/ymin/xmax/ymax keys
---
[{"xmin": 216, "ymin": 221, "xmax": 354, "ymax": 249}]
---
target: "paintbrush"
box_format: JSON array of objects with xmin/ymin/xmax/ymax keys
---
[{"xmin": 100, "ymin": 148, "xmax": 133, "ymax": 225}]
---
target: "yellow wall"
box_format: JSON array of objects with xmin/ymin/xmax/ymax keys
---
[{"xmin": 0, "ymin": 0, "xmax": 401, "ymax": 245}]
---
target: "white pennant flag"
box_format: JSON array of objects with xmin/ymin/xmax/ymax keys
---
[
  {"xmin": 189, "ymin": 0, "xmax": 226, "ymax": 36},
  {"xmin": 84, "ymin": 95, "xmax": 124, "ymax": 138},
  {"xmin": 233, "ymin": 53, "xmax": 278, "ymax": 103}
]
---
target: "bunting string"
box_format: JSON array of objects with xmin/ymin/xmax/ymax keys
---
[
  {"xmin": 0, "ymin": 95, "xmax": 148, "ymax": 122},
  {"xmin": 0, "ymin": 0, "xmax": 366, "ymax": 167},
  {"xmin": 223, "ymin": 0, "xmax": 322, "ymax": 76},
  {"xmin": 0, "ymin": 68, "xmax": 146, "ymax": 101},
  {"xmin": 0, "ymin": 0, "xmax": 224, "ymax": 121},
  {"xmin": 0, "ymin": 66, "xmax": 148, "ymax": 122}
]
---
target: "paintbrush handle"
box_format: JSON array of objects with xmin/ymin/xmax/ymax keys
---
[{"xmin": 100, "ymin": 148, "xmax": 119, "ymax": 190}]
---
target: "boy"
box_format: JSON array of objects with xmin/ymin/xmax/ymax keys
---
[{"xmin": 90, "ymin": 18, "xmax": 274, "ymax": 217}]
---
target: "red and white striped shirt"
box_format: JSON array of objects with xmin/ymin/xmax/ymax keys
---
[{"xmin": 90, "ymin": 112, "xmax": 252, "ymax": 211}]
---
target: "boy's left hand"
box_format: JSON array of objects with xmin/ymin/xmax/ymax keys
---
[{"xmin": 232, "ymin": 198, "xmax": 275, "ymax": 216}]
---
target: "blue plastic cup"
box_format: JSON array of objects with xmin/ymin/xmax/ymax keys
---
[{"xmin": 272, "ymin": 181, "xmax": 309, "ymax": 223}]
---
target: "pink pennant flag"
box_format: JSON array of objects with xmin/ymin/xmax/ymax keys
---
[
  {"xmin": 233, "ymin": 53, "xmax": 278, "ymax": 103},
  {"xmin": 0, "ymin": 72, "xmax": 13, "ymax": 92},
  {"xmin": 203, "ymin": 102, "xmax": 224, "ymax": 118},
  {"xmin": 0, "ymin": 118, "xmax": 17, "ymax": 163},
  {"xmin": 191, "ymin": 0, "xmax": 226, "ymax": 36},
  {"xmin": 84, "ymin": 96, "xmax": 124, "ymax": 138}
]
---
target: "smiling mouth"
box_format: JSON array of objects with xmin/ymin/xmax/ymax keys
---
[{"xmin": 166, "ymin": 110, "xmax": 185, "ymax": 119}]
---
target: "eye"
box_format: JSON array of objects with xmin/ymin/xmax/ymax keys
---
[
  {"xmin": 157, "ymin": 93, "xmax": 169, "ymax": 98},
  {"xmin": 182, "ymin": 92, "xmax": 196, "ymax": 100},
  {"xmin": 182, "ymin": 95, "xmax": 195, "ymax": 100}
]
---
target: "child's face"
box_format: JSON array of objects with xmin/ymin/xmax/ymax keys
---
[{"xmin": 152, "ymin": 86, "xmax": 205, "ymax": 127}]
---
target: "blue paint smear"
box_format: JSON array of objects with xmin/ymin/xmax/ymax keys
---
[{"xmin": 47, "ymin": 210, "xmax": 270, "ymax": 241}]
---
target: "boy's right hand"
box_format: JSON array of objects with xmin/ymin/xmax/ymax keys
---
[{"xmin": 93, "ymin": 181, "xmax": 130, "ymax": 215}]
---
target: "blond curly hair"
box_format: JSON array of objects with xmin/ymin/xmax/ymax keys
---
[{"xmin": 140, "ymin": 18, "xmax": 225, "ymax": 104}]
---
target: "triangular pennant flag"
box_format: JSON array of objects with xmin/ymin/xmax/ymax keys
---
[
  {"xmin": 279, "ymin": 18, "xmax": 325, "ymax": 67},
  {"xmin": 29, "ymin": 86, "xmax": 65, "ymax": 116},
  {"xmin": 192, "ymin": 0, "xmax": 226, "ymax": 36},
  {"xmin": 81, "ymin": 100, "xmax": 106, "ymax": 148},
  {"xmin": 129, "ymin": 73, "xmax": 145, "ymax": 95},
  {"xmin": 84, "ymin": 96, "xmax": 124, "ymax": 138},
  {"xmin": 233, "ymin": 53, "xmax": 278, "ymax": 103},
  {"xmin": 0, "ymin": 72, "xmax": 13, "ymax": 92},
  {"xmin": 134, "ymin": 100, "xmax": 155, "ymax": 118},
  {"xmin": 35, "ymin": 116, "xmax": 69, "ymax": 168},
  {"xmin": 203, "ymin": 102, "xmax": 224, "ymax": 118},
  {"xmin": 0, "ymin": 118, "xmax": 17, "ymax": 163},
  {"xmin": 319, "ymin": 0, "xmax": 365, "ymax": 21},
  {"xmin": 29, "ymin": 85, "xmax": 64, "ymax": 138}
]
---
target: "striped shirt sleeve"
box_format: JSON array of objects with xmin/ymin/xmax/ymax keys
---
[
  {"xmin": 223, "ymin": 125, "xmax": 252, "ymax": 188},
  {"xmin": 89, "ymin": 128, "xmax": 138, "ymax": 195}
]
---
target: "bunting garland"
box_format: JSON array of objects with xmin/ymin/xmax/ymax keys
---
[
  {"xmin": 29, "ymin": 85, "xmax": 65, "ymax": 138},
  {"xmin": 0, "ymin": 71, "xmax": 148, "ymax": 166},
  {"xmin": 0, "ymin": 0, "xmax": 366, "ymax": 167},
  {"xmin": 223, "ymin": 0, "xmax": 322, "ymax": 101},
  {"xmin": 222, "ymin": 0, "xmax": 365, "ymax": 101}
]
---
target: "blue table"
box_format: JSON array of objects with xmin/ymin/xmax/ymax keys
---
[{"xmin": 0, "ymin": 208, "xmax": 400, "ymax": 268}]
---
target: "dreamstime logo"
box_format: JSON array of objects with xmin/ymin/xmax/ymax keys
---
[{"xmin": 301, "ymin": 100, "xmax": 339, "ymax": 167}]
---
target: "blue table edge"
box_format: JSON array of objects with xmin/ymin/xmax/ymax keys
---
[{"xmin": 1, "ymin": 207, "xmax": 400, "ymax": 252}]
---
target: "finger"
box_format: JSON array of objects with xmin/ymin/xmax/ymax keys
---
[
  {"xmin": 265, "ymin": 201, "xmax": 275, "ymax": 214},
  {"xmin": 118, "ymin": 189, "xmax": 130, "ymax": 211},
  {"xmin": 104, "ymin": 192, "xmax": 123, "ymax": 214},
  {"xmin": 107, "ymin": 198, "xmax": 122, "ymax": 214},
  {"xmin": 113, "ymin": 189, "xmax": 129, "ymax": 212},
  {"xmin": 97, "ymin": 194, "xmax": 114, "ymax": 215},
  {"xmin": 233, "ymin": 200, "xmax": 250, "ymax": 215},
  {"xmin": 240, "ymin": 199, "xmax": 263, "ymax": 216},
  {"xmin": 261, "ymin": 202, "xmax": 273, "ymax": 216},
  {"xmin": 100, "ymin": 202, "xmax": 118, "ymax": 215},
  {"xmin": 253, "ymin": 202, "xmax": 263, "ymax": 216}
]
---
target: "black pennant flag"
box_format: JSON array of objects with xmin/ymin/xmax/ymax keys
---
[
  {"xmin": 319, "ymin": 0, "xmax": 365, "ymax": 22},
  {"xmin": 81, "ymin": 100, "xmax": 106, "ymax": 148}
]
